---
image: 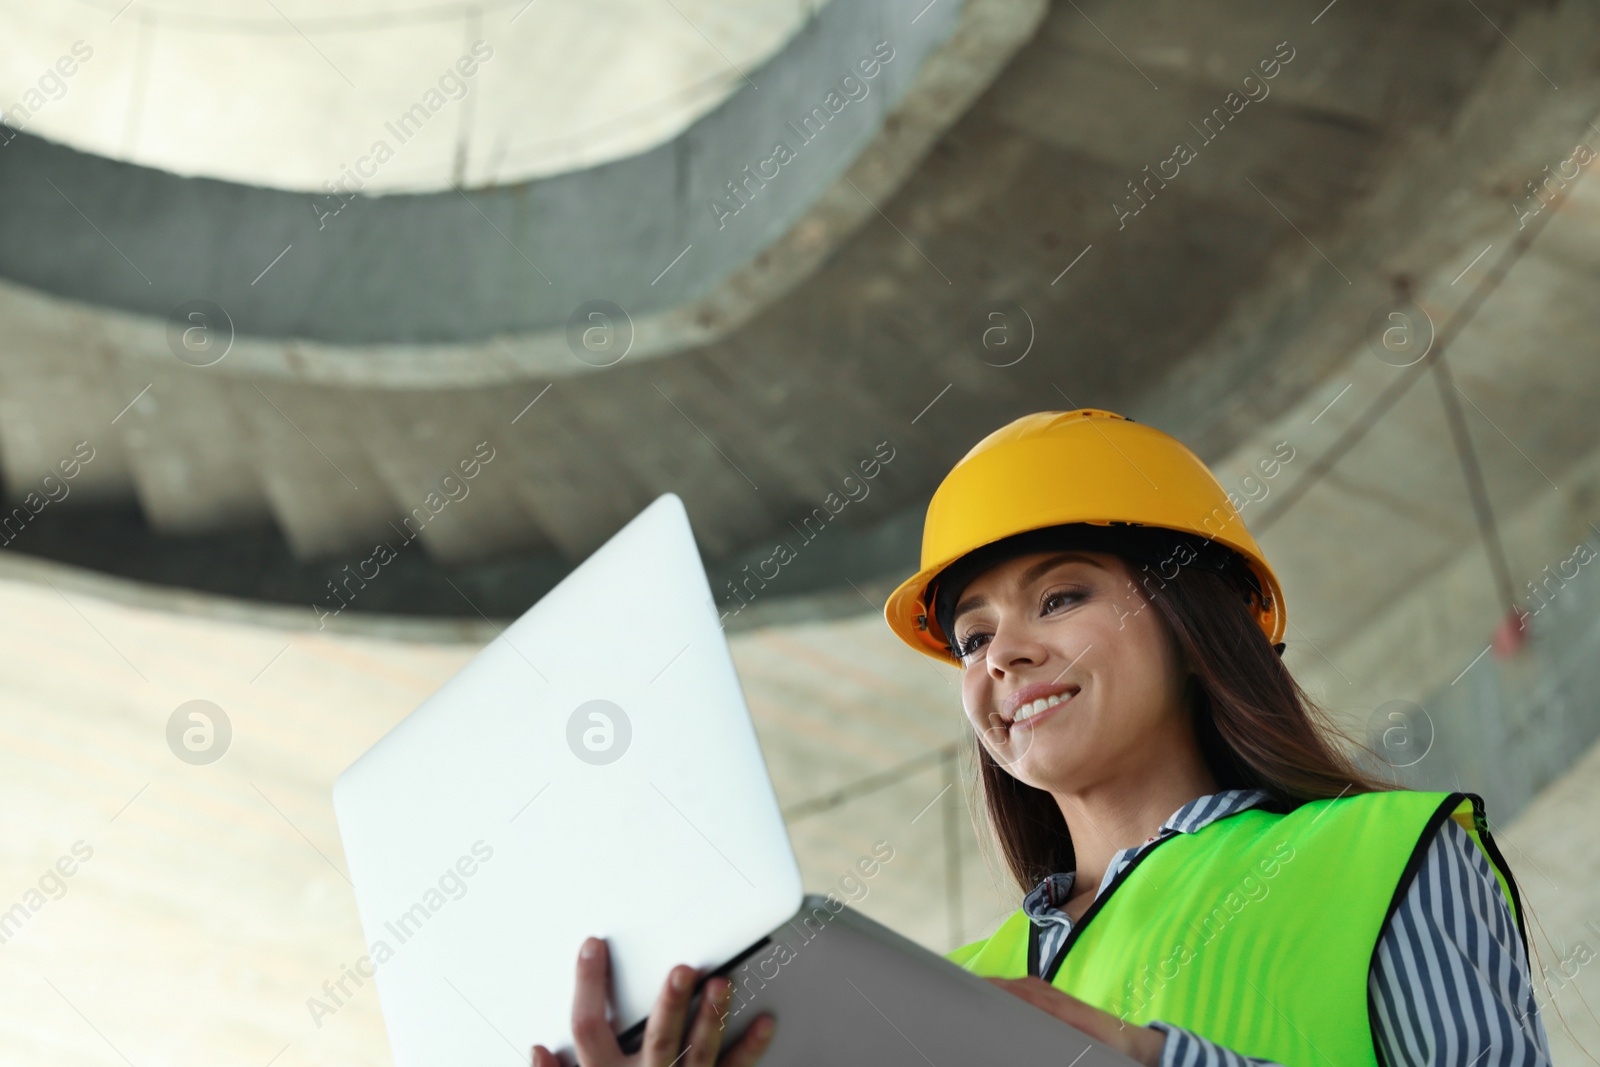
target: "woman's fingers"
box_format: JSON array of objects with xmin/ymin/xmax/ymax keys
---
[
  {"xmin": 984, "ymin": 976, "xmax": 1163, "ymax": 1065},
  {"xmin": 569, "ymin": 937, "xmax": 623, "ymax": 1067},
  {"xmin": 677, "ymin": 976, "xmax": 735, "ymax": 1067},
  {"xmin": 561, "ymin": 941, "xmax": 774, "ymax": 1067},
  {"xmin": 682, "ymin": 977, "xmax": 776, "ymax": 1067},
  {"xmin": 710, "ymin": 1009, "xmax": 777, "ymax": 1067},
  {"xmin": 640, "ymin": 963, "xmax": 701, "ymax": 1065}
]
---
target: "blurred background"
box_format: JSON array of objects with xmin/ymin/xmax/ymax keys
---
[{"xmin": 3, "ymin": 0, "xmax": 1600, "ymax": 1062}]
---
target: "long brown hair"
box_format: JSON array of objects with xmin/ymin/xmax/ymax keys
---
[{"xmin": 968, "ymin": 553, "xmax": 1396, "ymax": 896}]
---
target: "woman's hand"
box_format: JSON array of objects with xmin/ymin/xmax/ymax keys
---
[
  {"xmin": 986, "ymin": 976, "xmax": 1164, "ymax": 1067},
  {"xmin": 532, "ymin": 936, "xmax": 777, "ymax": 1067}
]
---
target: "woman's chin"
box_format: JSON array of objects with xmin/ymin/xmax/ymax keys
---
[{"xmin": 990, "ymin": 721, "xmax": 1085, "ymax": 783}]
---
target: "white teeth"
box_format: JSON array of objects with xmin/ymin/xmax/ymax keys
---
[{"xmin": 1013, "ymin": 690, "xmax": 1070, "ymax": 723}]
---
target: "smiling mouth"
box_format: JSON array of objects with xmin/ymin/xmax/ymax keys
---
[{"xmin": 1006, "ymin": 687, "xmax": 1077, "ymax": 728}]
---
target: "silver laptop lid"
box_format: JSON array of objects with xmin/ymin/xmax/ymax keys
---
[
  {"xmin": 333, "ymin": 492, "xmax": 804, "ymax": 1066},
  {"xmin": 710, "ymin": 895, "xmax": 1141, "ymax": 1066}
]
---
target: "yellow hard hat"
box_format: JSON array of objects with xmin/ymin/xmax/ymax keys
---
[{"xmin": 883, "ymin": 409, "xmax": 1286, "ymax": 666}]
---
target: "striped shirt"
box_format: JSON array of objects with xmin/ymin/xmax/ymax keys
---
[{"xmin": 1021, "ymin": 789, "xmax": 1552, "ymax": 1065}]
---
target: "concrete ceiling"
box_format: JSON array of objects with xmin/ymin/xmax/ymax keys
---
[
  {"xmin": 0, "ymin": 0, "xmax": 1544, "ymax": 628},
  {"xmin": 2, "ymin": 0, "xmax": 818, "ymax": 190}
]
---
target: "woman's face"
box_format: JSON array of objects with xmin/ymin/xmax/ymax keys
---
[{"xmin": 949, "ymin": 550, "xmax": 1194, "ymax": 795}]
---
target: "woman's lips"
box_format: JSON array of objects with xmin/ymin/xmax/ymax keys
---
[{"xmin": 1010, "ymin": 690, "xmax": 1074, "ymax": 732}]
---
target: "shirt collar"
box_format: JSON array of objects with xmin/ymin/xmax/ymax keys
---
[
  {"xmin": 1158, "ymin": 786, "xmax": 1275, "ymax": 837},
  {"xmin": 1022, "ymin": 787, "xmax": 1274, "ymax": 912}
]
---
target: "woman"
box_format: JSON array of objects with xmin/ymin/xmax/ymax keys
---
[
  {"xmin": 881, "ymin": 408, "xmax": 1553, "ymax": 1065},
  {"xmin": 536, "ymin": 407, "xmax": 1552, "ymax": 1066}
]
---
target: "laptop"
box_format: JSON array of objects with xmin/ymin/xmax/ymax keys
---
[
  {"xmin": 333, "ymin": 493, "xmax": 803, "ymax": 1065},
  {"xmin": 333, "ymin": 492, "xmax": 1137, "ymax": 1066}
]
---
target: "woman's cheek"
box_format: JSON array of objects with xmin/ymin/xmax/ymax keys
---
[{"xmin": 959, "ymin": 686, "xmax": 985, "ymax": 728}]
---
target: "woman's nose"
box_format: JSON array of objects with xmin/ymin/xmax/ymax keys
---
[{"xmin": 985, "ymin": 620, "xmax": 1046, "ymax": 674}]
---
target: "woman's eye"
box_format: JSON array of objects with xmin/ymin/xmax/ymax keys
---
[
  {"xmin": 956, "ymin": 632, "xmax": 990, "ymax": 658},
  {"xmin": 1043, "ymin": 590, "xmax": 1083, "ymax": 613}
]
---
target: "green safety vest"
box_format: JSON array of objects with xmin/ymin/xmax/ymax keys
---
[{"xmin": 945, "ymin": 790, "xmax": 1527, "ymax": 1065}]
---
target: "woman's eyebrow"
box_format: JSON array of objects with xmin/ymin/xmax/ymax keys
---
[{"xmin": 951, "ymin": 552, "xmax": 1104, "ymax": 624}]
